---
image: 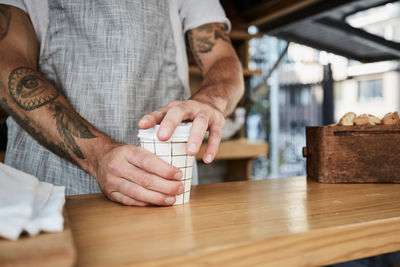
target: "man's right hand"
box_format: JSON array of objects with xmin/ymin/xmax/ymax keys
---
[{"xmin": 92, "ymin": 143, "xmax": 184, "ymax": 206}]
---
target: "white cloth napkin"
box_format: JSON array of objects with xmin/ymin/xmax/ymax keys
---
[{"xmin": 0, "ymin": 163, "xmax": 65, "ymax": 240}]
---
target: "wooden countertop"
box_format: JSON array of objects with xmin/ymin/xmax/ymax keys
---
[
  {"xmin": 196, "ymin": 138, "xmax": 268, "ymax": 160},
  {"xmin": 65, "ymin": 177, "xmax": 400, "ymax": 266}
]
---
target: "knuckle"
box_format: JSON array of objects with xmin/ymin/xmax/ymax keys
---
[
  {"xmin": 170, "ymin": 105, "xmax": 185, "ymax": 114},
  {"xmin": 165, "ymin": 167, "xmax": 177, "ymax": 179},
  {"xmin": 196, "ymin": 113, "xmax": 209, "ymax": 124},
  {"xmin": 214, "ymin": 116, "xmax": 225, "ymax": 129},
  {"xmin": 167, "ymin": 100, "xmax": 180, "ymax": 107},
  {"xmin": 137, "ymin": 173, "xmax": 152, "ymax": 188},
  {"xmin": 210, "ymin": 129, "xmax": 222, "ymax": 140},
  {"xmin": 138, "ymin": 154, "xmax": 153, "ymax": 169},
  {"xmin": 154, "ymin": 109, "xmax": 166, "ymax": 119},
  {"xmin": 168, "ymin": 182, "xmax": 181, "ymax": 195},
  {"xmin": 126, "ymin": 185, "xmax": 140, "ymax": 199},
  {"xmin": 187, "ymin": 99, "xmax": 198, "ymax": 107},
  {"xmin": 107, "ymin": 160, "xmax": 120, "ymax": 175}
]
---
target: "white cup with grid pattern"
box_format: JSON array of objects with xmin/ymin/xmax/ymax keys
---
[{"xmin": 137, "ymin": 123, "xmax": 194, "ymax": 205}]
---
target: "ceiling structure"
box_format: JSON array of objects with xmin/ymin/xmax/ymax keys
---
[{"xmin": 222, "ymin": 0, "xmax": 400, "ymax": 62}]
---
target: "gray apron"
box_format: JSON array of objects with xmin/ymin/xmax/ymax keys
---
[{"xmin": 6, "ymin": 0, "xmax": 188, "ymax": 195}]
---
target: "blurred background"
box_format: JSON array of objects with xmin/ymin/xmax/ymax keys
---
[
  {"xmin": 195, "ymin": 0, "xmax": 400, "ymax": 183},
  {"xmin": 1, "ymin": 0, "xmax": 399, "ymax": 183}
]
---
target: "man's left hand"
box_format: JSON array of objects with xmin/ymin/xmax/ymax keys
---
[
  {"xmin": 139, "ymin": 22, "xmax": 244, "ymax": 164},
  {"xmin": 138, "ymin": 99, "xmax": 224, "ymax": 164}
]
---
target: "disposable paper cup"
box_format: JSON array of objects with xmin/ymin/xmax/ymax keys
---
[{"xmin": 137, "ymin": 123, "xmax": 194, "ymax": 205}]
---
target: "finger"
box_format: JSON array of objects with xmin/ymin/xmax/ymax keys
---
[
  {"xmin": 203, "ymin": 124, "xmax": 223, "ymax": 164},
  {"xmin": 187, "ymin": 112, "xmax": 209, "ymax": 156},
  {"xmin": 123, "ymin": 146, "xmax": 183, "ymax": 180},
  {"xmin": 157, "ymin": 105, "xmax": 187, "ymax": 141},
  {"xmin": 116, "ymin": 178, "xmax": 177, "ymax": 206},
  {"xmin": 138, "ymin": 107, "xmax": 168, "ymax": 129},
  {"xmin": 109, "ymin": 191, "xmax": 149, "ymax": 206},
  {"xmin": 110, "ymin": 159, "xmax": 184, "ymax": 195},
  {"xmin": 138, "ymin": 101, "xmax": 182, "ymax": 129}
]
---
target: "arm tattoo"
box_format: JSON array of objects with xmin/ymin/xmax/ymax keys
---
[
  {"xmin": 8, "ymin": 67, "xmax": 60, "ymax": 110},
  {"xmin": 214, "ymin": 23, "xmax": 230, "ymax": 43},
  {"xmin": 0, "ymin": 97, "xmax": 76, "ymax": 163},
  {"xmin": 187, "ymin": 23, "xmax": 231, "ymax": 70},
  {"xmin": 187, "ymin": 30, "xmax": 203, "ymax": 68},
  {"xmin": 7, "ymin": 66, "xmax": 97, "ymax": 160},
  {"xmin": 0, "ymin": 5, "xmax": 11, "ymax": 42},
  {"xmin": 50, "ymin": 102, "xmax": 96, "ymax": 159},
  {"xmin": 197, "ymin": 24, "xmax": 213, "ymax": 33},
  {"xmin": 197, "ymin": 37, "xmax": 215, "ymax": 53}
]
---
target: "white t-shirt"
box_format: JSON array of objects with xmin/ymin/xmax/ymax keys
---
[{"xmin": 0, "ymin": 0, "xmax": 231, "ymax": 91}]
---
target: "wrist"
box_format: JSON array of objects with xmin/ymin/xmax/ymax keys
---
[
  {"xmin": 190, "ymin": 91, "xmax": 227, "ymax": 116},
  {"xmin": 79, "ymin": 135, "xmax": 120, "ymax": 179}
]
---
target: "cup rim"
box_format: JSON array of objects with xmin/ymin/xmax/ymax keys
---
[{"xmin": 137, "ymin": 122, "xmax": 192, "ymax": 141}]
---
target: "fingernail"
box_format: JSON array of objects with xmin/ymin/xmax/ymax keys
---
[
  {"xmin": 206, "ymin": 154, "xmax": 213, "ymax": 163},
  {"xmin": 174, "ymin": 172, "xmax": 182, "ymax": 180},
  {"xmin": 139, "ymin": 117, "xmax": 148, "ymax": 125},
  {"xmin": 159, "ymin": 128, "xmax": 169, "ymax": 139},
  {"xmin": 188, "ymin": 143, "xmax": 197, "ymax": 153},
  {"xmin": 165, "ymin": 196, "xmax": 175, "ymax": 205},
  {"xmin": 178, "ymin": 186, "xmax": 184, "ymax": 194}
]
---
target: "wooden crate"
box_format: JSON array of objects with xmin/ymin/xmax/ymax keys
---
[{"xmin": 303, "ymin": 125, "xmax": 400, "ymax": 183}]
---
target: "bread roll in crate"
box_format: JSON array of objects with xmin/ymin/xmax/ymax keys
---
[{"xmin": 303, "ymin": 111, "xmax": 400, "ymax": 183}]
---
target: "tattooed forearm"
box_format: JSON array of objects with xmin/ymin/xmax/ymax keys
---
[
  {"xmin": 50, "ymin": 102, "xmax": 96, "ymax": 159},
  {"xmin": 197, "ymin": 37, "xmax": 215, "ymax": 53},
  {"xmin": 8, "ymin": 67, "xmax": 60, "ymax": 110},
  {"xmin": 6, "ymin": 66, "xmax": 97, "ymax": 160},
  {"xmin": 187, "ymin": 23, "xmax": 231, "ymax": 70},
  {"xmin": 187, "ymin": 31, "xmax": 203, "ymax": 68},
  {"xmin": 197, "ymin": 24, "xmax": 213, "ymax": 33},
  {"xmin": 214, "ymin": 23, "xmax": 230, "ymax": 43},
  {"xmin": 0, "ymin": 97, "xmax": 75, "ymax": 163},
  {"xmin": 0, "ymin": 5, "xmax": 11, "ymax": 42}
]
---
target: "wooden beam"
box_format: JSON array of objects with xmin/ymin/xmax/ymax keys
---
[
  {"xmin": 229, "ymin": 30, "xmax": 264, "ymax": 40},
  {"xmin": 245, "ymin": 0, "xmax": 321, "ymax": 27},
  {"xmin": 189, "ymin": 66, "xmax": 261, "ymax": 77}
]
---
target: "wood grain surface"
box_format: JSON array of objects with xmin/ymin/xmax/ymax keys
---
[
  {"xmin": 66, "ymin": 177, "xmax": 400, "ymax": 266},
  {"xmin": 0, "ymin": 210, "xmax": 76, "ymax": 267}
]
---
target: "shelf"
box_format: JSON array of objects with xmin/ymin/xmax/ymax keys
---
[
  {"xmin": 229, "ymin": 30, "xmax": 263, "ymax": 40},
  {"xmin": 196, "ymin": 138, "xmax": 268, "ymax": 161},
  {"xmin": 189, "ymin": 66, "xmax": 261, "ymax": 77}
]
